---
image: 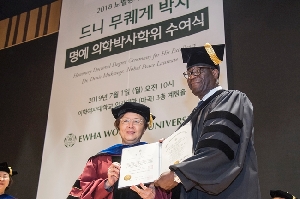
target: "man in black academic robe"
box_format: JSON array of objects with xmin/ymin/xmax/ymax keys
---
[{"xmin": 154, "ymin": 43, "xmax": 261, "ymax": 199}]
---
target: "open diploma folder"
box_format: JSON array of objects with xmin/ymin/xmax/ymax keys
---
[{"xmin": 118, "ymin": 123, "xmax": 192, "ymax": 188}]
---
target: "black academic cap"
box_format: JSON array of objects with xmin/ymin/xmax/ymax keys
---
[
  {"xmin": 270, "ymin": 190, "xmax": 297, "ymax": 199},
  {"xmin": 0, "ymin": 162, "xmax": 18, "ymax": 176},
  {"xmin": 112, "ymin": 102, "xmax": 155, "ymax": 123},
  {"xmin": 181, "ymin": 43, "xmax": 225, "ymax": 70}
]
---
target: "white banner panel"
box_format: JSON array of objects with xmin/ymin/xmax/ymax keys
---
[{"xmin": 37, "ymin": 0, "xmax": 226, "ymax": 198}]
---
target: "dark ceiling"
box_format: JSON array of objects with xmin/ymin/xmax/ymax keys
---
[{"xmin": 0, "ymin": 0, "xmax": 57, "ymax": 20}]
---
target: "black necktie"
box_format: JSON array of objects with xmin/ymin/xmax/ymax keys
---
[{"xmin": 177, "ymin": 90, "xmax": 225, "ymax": 130}]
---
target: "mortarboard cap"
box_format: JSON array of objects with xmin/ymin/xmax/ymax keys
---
[
  {"xmin": 181, "ymin": 43, "xmax": 225, "ymax": 70},
  {"xmin": 112, "ymin": 102, "xmax": 155, "ymax": 126},
  {"xmin": 0, "ymin": 162, "xmax": 18, "ymax": 176},
  {"xmin": 270, "ymin": 190, "xmax": 297, "ymax": 199}
]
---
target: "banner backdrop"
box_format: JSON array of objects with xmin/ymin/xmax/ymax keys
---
[{"xmin": 37, "ymin": 0, "xmax": 227, "ymax": 198}]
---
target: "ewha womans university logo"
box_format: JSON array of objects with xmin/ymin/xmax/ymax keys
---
[{"xmin": 64, "ymin": 133, "xmax": 77, "ymax": 148}]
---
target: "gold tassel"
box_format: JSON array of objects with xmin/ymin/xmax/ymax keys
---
[
  {"xmin": 204, "ymin": 43, "xmax": 222, "ymax": 65},
  {"xmin": 8, "ymin": 167, "xmax": 12, "ymax": 175},
  {"xmin": 149, "ymin": 113, "xmax": 153, "ymax": 128}
]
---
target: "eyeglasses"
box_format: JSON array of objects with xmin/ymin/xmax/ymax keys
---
[
  {"xmin": 120, "ymin": 118, "xmax": 144, "ymax": 125},
  {"xmin": 0, "ymin": 176, "xmax": 9, "ymax": 181},
  {"xmin": 183, "ymin": 67, "xmax": 212, "ymax": 79}
]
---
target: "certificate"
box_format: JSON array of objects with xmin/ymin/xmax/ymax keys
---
[{"xmin": 118, "ymin": 123, "xmax": 192, "ymax": 188}]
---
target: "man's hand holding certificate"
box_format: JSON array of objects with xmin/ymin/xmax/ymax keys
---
[{"xmin": 118, "ymin": 123, "xmax": 192, "ymax": 188}]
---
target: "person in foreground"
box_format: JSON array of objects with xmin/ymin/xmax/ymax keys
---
[
  {"xmin": 270, "ymin": 190, "xmax": 297, "ymax": 199},
  {"xmin": 0, "ymin": 162, "xmax": 18, "ymax": 199},
  {"xmin": 154, "ymin": 43, "xmax": 261, "ymax": 198},
  {"xmin": 67, "ymin": 102, "xmax": 170, "ymax": 199}
]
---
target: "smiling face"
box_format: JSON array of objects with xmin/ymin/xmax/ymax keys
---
[
  {"xmin": 118, "ymin": 112, "xmax": 146, "ymax": 145},
  {"xmin": 186, "ymin": 65, "xmax": 219, "ymax": 99},
  {"xmin": 0, "ymin": 171, "xmax": 10, "ymax": 194}
]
